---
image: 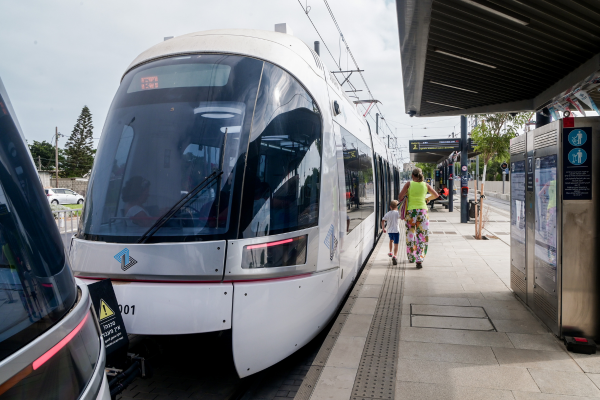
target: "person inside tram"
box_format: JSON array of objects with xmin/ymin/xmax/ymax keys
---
[{"xmin": 121, "ymin": 176, "xmax": 153, "ymax": 227}]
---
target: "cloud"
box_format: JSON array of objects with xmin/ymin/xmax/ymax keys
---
[{"xmin": 0, "ymin": 0, "xmax": 459, "ymax": 160}]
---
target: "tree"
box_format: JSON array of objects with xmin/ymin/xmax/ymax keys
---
[
  {"xmin": 64, "ymin": 106, "xmax": 95, "ymax": 177},
  {"xmin": 470, "ymin": 112, "xmax": 531, "ymax": 238},
  {"xmin": 28, "ymin": 140, "xmax": 66, "ymax": 171},
  {"xmin": 415, "ymin": 162, "xmax": 436, "ymax": 179}
]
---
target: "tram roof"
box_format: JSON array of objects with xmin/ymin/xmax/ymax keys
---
[{"xmin": 396, "ymin": 0, "xmax": 600, "ymax": 117}]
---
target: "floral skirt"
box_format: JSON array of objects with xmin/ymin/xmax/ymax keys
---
[{"xmin": 405, "ymin": 209, "xmax": 429, "ymax": 263}]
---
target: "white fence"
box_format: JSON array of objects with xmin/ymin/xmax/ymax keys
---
[{"xmin": 52, "ymin": 210, "xmax": 81, "ymax": 235}]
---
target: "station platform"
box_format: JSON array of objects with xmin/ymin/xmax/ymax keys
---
[{"xmin": 299, "ymin": 205, "xmax": 600, "ymax": 400}]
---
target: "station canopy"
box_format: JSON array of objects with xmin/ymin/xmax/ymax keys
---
[{"xmin": 396, "ymin": 0, "xmax": 600, "ymax": 117}]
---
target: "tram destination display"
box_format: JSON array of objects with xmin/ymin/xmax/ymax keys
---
[
  {"xmin": 562, "ymin": 127, "xmax": 593, "ymax": 200},
  {"xmin": 409, "ymin": 139, "xmax": 461, "ymax": 152}
]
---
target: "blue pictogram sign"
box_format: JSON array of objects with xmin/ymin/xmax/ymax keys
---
[
  {"xmin": 568, "ymin": 129, "xmax": 587, "ymax": 147},
  {"xmin": 568, "ymin": 148, "xmax": 587, "ymax": 165}
]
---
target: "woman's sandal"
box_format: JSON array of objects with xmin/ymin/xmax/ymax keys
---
[{"xmin": 416, "ymin": 262, "xmax": 423, "ymax": 269}]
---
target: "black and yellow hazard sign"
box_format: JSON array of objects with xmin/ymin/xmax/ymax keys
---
[
  {"xmin": 87, "ymin": 279, "xmax": 129, "ymax": 366},
  {"xmin": 99, "ymin": 299, "xmax": 115, "ymax": 320}
]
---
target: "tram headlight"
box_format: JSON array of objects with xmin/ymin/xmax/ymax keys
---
[{"xmin": 241, "ymin": 235, "xmax": 308, "ymax": 269}]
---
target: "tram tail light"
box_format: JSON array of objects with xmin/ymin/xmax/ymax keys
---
[
  {"xmin": 33, "ymin": 313, "xmax": 90, "ymax": 370},
  {"xmin": 242, "ymin": 235, "xmax": 308, "ymax": 269},
  {"xmin": 0, "ymin": 311, "xmax": 94, "ymax": 396}
]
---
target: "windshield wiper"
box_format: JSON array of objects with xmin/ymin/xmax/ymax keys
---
[{"xmin": 137, "ymin": 170, "xmax": 223, "ymax": 243}]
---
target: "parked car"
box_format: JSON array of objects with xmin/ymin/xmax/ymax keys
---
[{"xmin": 45, "ymin": 188, "xmax": 85, "ymax": 205}]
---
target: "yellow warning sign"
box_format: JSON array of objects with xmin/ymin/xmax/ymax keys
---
[{"xmin": 99, "ymin": 299, "xmax": 115, "ymax": 321}]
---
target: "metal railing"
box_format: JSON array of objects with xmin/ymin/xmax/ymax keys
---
[{"xmin": 52, "ymin": 210, "xmax": 81, "ymax": 235}]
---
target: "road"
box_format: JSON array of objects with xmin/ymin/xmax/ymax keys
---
[{"xmin": 467, "ymin": 193, "xmax": 510, "ymax": 214}]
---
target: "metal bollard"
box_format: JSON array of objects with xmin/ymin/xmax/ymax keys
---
[{"xmin": 58, "ymin": 211, "xmax": 65, "ymax": 230}]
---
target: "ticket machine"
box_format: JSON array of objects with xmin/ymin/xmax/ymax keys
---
[{"xmin": 510, "ymin": 117, "xmax": 600, "ymax": 339}]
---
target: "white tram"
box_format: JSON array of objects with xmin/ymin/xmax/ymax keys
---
[
  {"xmin": 70, "ymin": 29, "xmax": 400, "ymax": 377},
  {"xmin": 0, "ymin": 78, "xmax": 110, "ymax": 399}
]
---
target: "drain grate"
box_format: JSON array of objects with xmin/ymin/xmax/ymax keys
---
[{"xmin": 351, "ymin": 240, "xmax": 405, "ymax": 400}]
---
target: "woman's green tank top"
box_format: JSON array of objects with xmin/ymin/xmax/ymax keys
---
[{"xmin": 407, "ymin": 181, "xmax": 428, "ymax": 210}]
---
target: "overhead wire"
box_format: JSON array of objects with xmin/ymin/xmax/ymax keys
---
[
  {"xmin": 321, "ymin": 0, "xmax": 397, "ymax": 142},
  {"xmin": 297, "ymin": 0, "xmax": 424, "ymax": 163}
]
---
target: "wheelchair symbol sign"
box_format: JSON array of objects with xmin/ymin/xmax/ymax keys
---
[
  {"xmin": 568, "ymin": 148, "xmax": 587, "ymax": 165},
  {"xmin": 568, "ymin": 129, "xmax": 587, "ymax": 147}
]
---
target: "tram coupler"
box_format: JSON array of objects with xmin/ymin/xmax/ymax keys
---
[{"xmin": 107, "ymin": 352, "xmax": 152, "ymax": 399}]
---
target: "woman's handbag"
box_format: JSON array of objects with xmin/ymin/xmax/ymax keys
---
[
  {"xmin": 399, "ymin": 196, "xmax": 408, "ymax": 220},
  {"xmin": 399, "ymin": 182, "xmax": 409, "ymax": 220}
]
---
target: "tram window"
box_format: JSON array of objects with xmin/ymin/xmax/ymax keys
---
[
  {"xmin": 0, "ymin": 96, "xmax": 78, "ymax": 362},
  {"xmin": 81, "ymin": 55, "xmax": 264, "ymax": 242},
  {"xmin": 340, "ymin": 127, "xmax": 372, "ymax": 233},
  {"xmin": 359, "ymin": 142, "xmax": 374, "ymax": 222},
  {"xmin": 239, "ymin": 62, "xmax": 322, "ymax": 238}
]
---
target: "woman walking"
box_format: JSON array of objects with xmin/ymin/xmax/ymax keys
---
[{"xmin": 398, "ymin": 168, "xmax": 439, "ymax": 268}]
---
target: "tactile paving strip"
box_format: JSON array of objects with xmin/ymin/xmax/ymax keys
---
[
  {"xmin": 351, "ymin": 237, "xmax": 406, "ymax": 400},
  {"xmin": 294, "ymin": 238, "xmax": 385, "ymax": 400}
]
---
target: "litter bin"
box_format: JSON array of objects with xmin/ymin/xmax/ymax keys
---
[{"xmin": 468, "ymin": 200, "xmax": 476, "ymax": 219}]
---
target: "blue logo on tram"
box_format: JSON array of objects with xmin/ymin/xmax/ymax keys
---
[
  {"xmin": 324, "ymin": 225, "xmax": 338, "ymax": 261},
  {"xmin": 114, "ymin": 248, "xmax": 138, "ymax": 271}
]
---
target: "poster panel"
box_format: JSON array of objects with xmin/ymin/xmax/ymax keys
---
[
  {"xmin": 534, "ymin": 155, "xmax": 558, "ymax": 295},
  {"xmin": 510, "ymin": 160, "xmax": 526, "ymax": 274}
]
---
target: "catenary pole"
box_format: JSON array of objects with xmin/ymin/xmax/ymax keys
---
[
  {"xmin": 461, "ymin": 115, "xmax": 468, "ymax": 223},
  {"xmin": 448, "ymin": 161, "xmax": 453, "ymax": 212}
]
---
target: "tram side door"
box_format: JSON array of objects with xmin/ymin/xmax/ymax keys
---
[{"xmin": 332, "ymin": 122, "xmax": 354, "ymax": 290}]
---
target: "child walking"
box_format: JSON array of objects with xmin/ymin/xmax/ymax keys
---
[{"xmin": 381, "ymin": 200, "xmax": 400, "ymax": 265}]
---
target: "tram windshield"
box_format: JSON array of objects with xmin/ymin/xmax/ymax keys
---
[
  {"xmin": 82, "ymin": 55, "xmax": 322, "ymax": 243},
  {"xmin": 0, "ymin": 80, "xmax": 78, "ymax": 362}
]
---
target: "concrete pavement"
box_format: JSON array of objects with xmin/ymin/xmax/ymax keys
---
[{"xmin": 307, "ymin": 205, "xmax": 600, "ymax": 400}]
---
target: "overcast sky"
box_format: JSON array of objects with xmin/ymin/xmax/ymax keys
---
[{"xmin": 0, "ymin": 0, "xmax": 461, "ymax": 163}]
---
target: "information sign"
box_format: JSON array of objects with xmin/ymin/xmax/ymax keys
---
[
  {"xmin": 409, "ymin": 139, "xmax": 461, "ymax": 153},
  {"xmin": 88, "ymin": 279, "xmax": 129, "ymax": 366},
  {"xmin": 562, "ymin": 127, "xmax": 592, "ymax": 200}
]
